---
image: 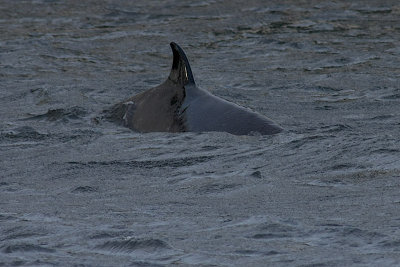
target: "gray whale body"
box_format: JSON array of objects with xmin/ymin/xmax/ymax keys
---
[{"xmin": 110, "ymin": 42, "xmax": 283, "ymax": 136}]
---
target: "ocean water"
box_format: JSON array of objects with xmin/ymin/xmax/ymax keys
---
[{"xmin": 1, "ymin": 0, "xmax": 400, "ymax": 266}]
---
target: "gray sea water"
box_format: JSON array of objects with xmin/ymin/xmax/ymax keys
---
[{"xmin": 1, "ymin": 0, "xmax": 400, "ymax": 266}]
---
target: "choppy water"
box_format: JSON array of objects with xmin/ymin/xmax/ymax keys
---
[{"xmin": 1, "ymin": 0, "xmax": 400, "ymax": 266}]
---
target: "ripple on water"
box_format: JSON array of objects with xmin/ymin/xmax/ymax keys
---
[
  {"xmin": 71, "ymin": 185, "xmax": 98, "ymax": 193},
  {"xmin": 1, "ymin": 126, "xmax": 47, "ymax": 140},
  {"xmin": 23, "ymin": 106, "xmax": 88, "ymax": 122},
  {"xmin": 311, "ymin": 225, "xmax": 386, "ymax": 250},
  {"xmin": 250, "ymin": 222, "xmax": 300, "ymax": 240},
  {"xmin": 96, "ymin": 238, "xmax": 171, "ymax": 253},
  {"xmin": 195, "ymin": 182, "xmax": 241, "ymax": 194},
  {"xmin": 3, "ymin": 244, "xmax": 55, "ymax": 254},
  {"xmin": 67, "ymin": 155, "xmax": 215, "ymax": 169}
]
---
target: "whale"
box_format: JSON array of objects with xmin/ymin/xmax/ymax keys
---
[{"xmin": 108, "ymin": 42, "xmax": 283, "ymax": 136}]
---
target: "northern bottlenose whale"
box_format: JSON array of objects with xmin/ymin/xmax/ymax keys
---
[{"xmin": 109, "ymin": 42, "xmax": 283, "ymax": 135}]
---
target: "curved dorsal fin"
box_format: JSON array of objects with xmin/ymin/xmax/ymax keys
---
[{"xmin": 168, "ymin": 42, "xmax": 195, "ymax": 86}]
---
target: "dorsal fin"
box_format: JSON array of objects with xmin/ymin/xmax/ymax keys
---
[{"xmin": 168, "ymin": 42, "xmax": 195, "ymax": 86}]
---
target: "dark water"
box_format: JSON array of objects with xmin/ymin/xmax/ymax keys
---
[{"xmin": 1, "ymin": 0, "xmax": 400, "ymax": 266}]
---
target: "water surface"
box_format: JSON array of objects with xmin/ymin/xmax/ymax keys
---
[{"xmin": 1, "ymin": 1, "xmax": 400, "ymax": 266}]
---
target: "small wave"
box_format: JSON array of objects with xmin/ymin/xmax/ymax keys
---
[
  {"xmin": 90, "ymin": 232, "xmax": 121, "ymax": 239},
  {"xmin": 1, "ymin": 126, "xmax": 47, "ymax": 141},
  {"xmin": 0, "ymin": 213, "xmax": 16, "ymax": 221},
  {"xmin": 2, "ymin": 231, "xmax": 38, "ymax": 241},
  {"xmin": 234, "ymin": 249, "xmax": 259, "ymax": 255},
  {"xmin": 234, "ymin": 249, "xmax": 280, "ymax": 256},
  {"xmin": 355, "ymin": 7, "xmax": 392, "ymax": 14},
  {"xmin": 3, "ymin": 244, "xmax": 55, "ymax": 253},
  {"xmin": 130, "ymin": 261, "xmax": 165, "ymax": 267},
  {"xmin": 330, "ymin": 163, "xmax": 355, "ymax": 170},
  {"xmin": 196, "ymin": 183, "xmax": 241, "ymax": 194},
  {"xmin": 68, "ymin": 155, "xmax": 214, "ymax": 169},
  {"xmin": 315, "ymin": 95, "xmax": 361, "ymax": 103},
  {"xmin": 380, "ymin": 240, "xmax": 400, "ymax": 250},
  {"xmin": 250, "ymin": 222, "xmax": 299, "ymax": 240},
  {"xmin": 367, "ymin": 114, "xmax": 394, "ymax": 121},
  {"xmin": 314, "ymin": 105, "xmax": 337, "ymax": 110},
  {"xmin": 382, "ymin": 93, "xmax": 400, "ymax": 100},
  {"xmin": 97, "ymin": 238, "xmax": 170, "ymax": 253},
  {"xmin": 320, "ymin": 124, "xmax": 352, "ymax": 133},
  {"xmin": 2, "ymin": 225, "xmax": 49, "ymax": 242},
  {"xmin": 251, "ymin": 170, "xmax": 262, "ymax": 178},
  {"xmin": 71, "ymin": 186, "xmax": 98, "ymax": 193},
  {"xmin": 252, "ymin": 233, "xmax": 290, "ymax": 239},
  {"xmin": 313, "ymin": 225, "xmax": 385, "ymax": 248},
  {"xmin": 370, "ymin": 147, "xmax": 400, "ymax": 155},
  {"xmin": 287, "ymin": 134, "xmax": 332, "ymax": 149},
  {"xmin": 23, "ymin": 106, "xmax": 87, "ymax": 122}
]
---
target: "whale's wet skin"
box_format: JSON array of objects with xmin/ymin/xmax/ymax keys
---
[
  {"xmin": 1, "ymin": 1, "xmax": 400, "ymax": 266},
  {"xmin": 110, "ymin": 42, "xmax": 282, "ymax": 135}
]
